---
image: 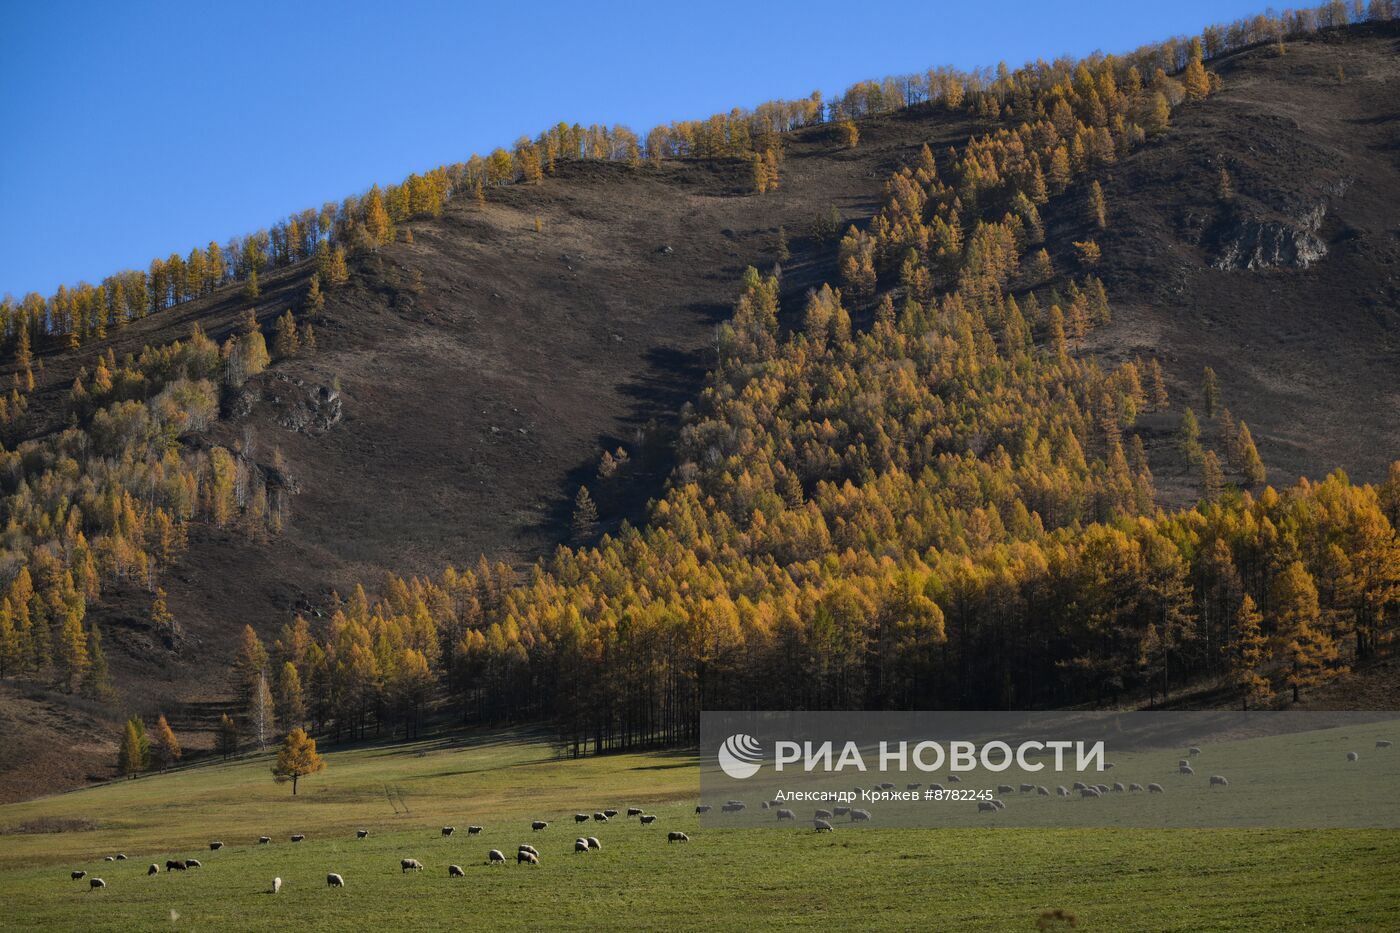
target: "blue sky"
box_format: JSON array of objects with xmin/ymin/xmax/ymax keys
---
[{"xmin": 0, "ymin": 0, "xmax": 1266, "ymax": 297}]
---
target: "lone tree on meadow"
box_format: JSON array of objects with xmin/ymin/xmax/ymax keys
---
[{"xmin": 272, "ymin": 727, "xmax": 326, "ymax": 795}]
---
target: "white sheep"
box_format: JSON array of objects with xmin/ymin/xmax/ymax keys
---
[
  {"xmin": 1129, "ymin": 783, "xmax": 1144, "ymax": 793},
  {"xmin": 89, "ymin": 878, "xmax": 105, "ymax": 890},
  {"xmin": 814, "ymin": 819, "xmax": 834, "ymax": 833},
  {"xmin": 593, "ymin": 812, "xmax": 609, "ymax": 822},
  {"xmin": 928, "ymin": 783, "xmax": 944, "ymax": 792},
  {"xmin": 71, "ymin": 871, "xmax": 85, "ymax": 880},
  {"xmin": 604, "ymin": 809, "xmax": 619, "ymax": 818},
  {"xmin": 291, "ymin": 834, "xmax": 306, "ymax": 842},
  {"xmin": 355, "ymin": 831, "xmax": 367, "ymax": 840},
  {"xmin": 1179, "ymin": 759, "xmax": 1189, "ymax": 768},
  {"xmin": 1020, "ymin": 783, "xmax": 1035, "ymax": 793},
  {"xmin": 1057, "ymin": 786, "xmax": 1070, "ymax": 797},
  {"xmin": 1347, "ymin": 751, "xmax": 1359, "ymax": 762},
  {"xmin": 488, "ymin": 850, "xmax": 506, "ymax": 864},
  {"xmin": 103, "ymin": 856, "xmax": 114, "ymax": 862},
  {"xmin": 1037, "ymin": 785, "xmax": 1050, "ymax": 796},
  {"xmin": 1378, "ymin": 741, "xmax": 1393, "ymax": 749},
  {"xmin": 1189, "ymin": 746, "xmax": 1201, "ymax": 756},
  {"xmin": 261, "ymin": 836, "xmax": 273, "ymax": 844},
  {"xmin": 1081, "ymin": 787, "xmax": 1101, "ymax": 798},
  {"xmin": 327, "ymin": 873, "xmax": 344, "ymax": 888},
  {"xmin": 441, "ymin": 826, "xmax": 455, "ymax": 837},
  {"xmin": 575, "ymin": 839, "xmax": 590, "ymax": 853},
  {"xmin": 587, "ymin": 837, "xmax": 601, "ymax": 850},
  {"xmin": 997, "ymin": 784, "xmax": 1015, "ymax": 794},
  {"xmin": 991, "ymin": 799, "xmax": 1006, "ymax": 810},
  {"xmin": 627, "ymin": 807, "xmax": 643, "ymax": 817},
  {"xmin": 517, "ymin": 850, "xmax": 539, "ymax": 865},
  {"xmin": 448, "ymin": 864, "xmax": 465, "ymax": 877},
  {"xmin": 147, "ymin": 864, "xmax": 159, "ymax": 876},
  {"xmin": 1148, "ymin": 783, "xmax": 1165, "ymax": 793},
  {"xmin": 272, "ymin": 877, "xmax": 282, "ymax": 894},
  {"xmin": 668, "ymin": 831, "xmax": 689, "ymax": 843},
  {"xmin": 977, "ymin": 801, "xmax": 998, "ymax": 813},
  {"xmin": 186, "ymin": 859, "xmax": 202, "ymax": 869},
  {"xmin": 518, "ymin": 845, "xmax": 539, "ymax": 858},
  {"xmin": 531, "ymin": 820, "xmax": 549, "ymax": 831},
  {"xmin": 574, "ymin": 813, "xmax": 589, "ymax": 823},
  {"xmin": 1072, "ymin": 781, "xmax": 1087, "ymax": 791},
  {"xmin": 850, "ymin": 809, "xmax": 872, "ymax": 822},
  {"xmin": 1179, "ymin": 764, "xmax": 1194, "ymax": 776},
  {"xmin": 467, "ymin": 826, "xmax": 483, "ymax": 835},
  {"xmin": 833, "ymin": 806, "xmax": 851, "ymax": 817},
  {"xmin": 115, "ymin": 854, "xmax": 127, "ymax": 860},
  {"xmin": 906, "ymin": 783, "xmax": 922, "ymax": 791},
  {"xmin": 209, "ymin": 841, "xmax": 223, "ymax": 850},
  {"xmin": 814, "ymin": 808, "xmax": 833, "ymax": 819},
  {"xmin": 639, "ymin": 814, "xmax": 657, "ymax": 825},
  {"xmin": 947, "ymin": 774, "xmax": 962, "ymax": 783},
  {"xmin": 401, "ymin": 858, "xmax": 424, "ymax": 873},
  {"xmin": 1112, "ymin": 782, "xmax": 1125, "ymax": 792},
  {"xmin": 721, "ymin": 803, "xmax": 744, "ymax": 813},
  {"xmin": 1209, "ymin": 775, "xmax": 1229, "ymax": 788},
  {"xmin": 695, "ymin": 805, "xmax": 712, "ymax": 814},
  {"xmin": 776, "ymin": 808, "xmax": 795, "ymax": 821}
]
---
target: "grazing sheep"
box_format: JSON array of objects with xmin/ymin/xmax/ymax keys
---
[
  {"xmin": 1096, "ymin": 784, "xmax": 1110, "ymax": 794},
  {"xmin": 640, "ymin": 814, "xmax": 657, "ymax": 825},
  {"xmin": 1020, "ymin": 783, "xmax": 1035, "ymax": 793},
  {"xmin": 604, "ymin": 809, "xmax": 619, "ymax": 818},
  {"xmin": 1209, "ymin": 775, "xmax": 1229, "ymax": 788},
  {"xmin": 1189, "ymin": 747, "xmax": 1202, "ymax": 756},
  {"xmin": 401, "ymin": 858, "xmax": 424, "ymax": 873},
  {"xmin": 71, "ymin": 871, "xmax": 86, "ymax": 880},
  {"xmin": 695, "ymin": 805, "xmax": 712, "ymax": 814},
  {"xmin": 850, "ymin": 809, "xmax": 872, "ymax": 822},
  {"xmin": 815, "ymin": 808, "xmax": 833, "ymax": 820},
  {"xmin": 878, "ymin": 782, "xmax": 895, "ymax": 790},
  {"xmin": 441, "ymin": 827, "xmax": 454, "ymax": 837},
  {"xmin": 814, "ymin": 819, "xmax": 834, "ymax": 833},
  {"xmin": 532, "ymin": 821, "xmax": 549, "ymax": 831},
  {"xmin": 726, "ymin": 800, "xmax": 744, "ymax": 806},
  {"xmin": 166, "ymin": 860, "xmax": 187, "ymax": 872},
  {"xmin": 291, "ymin": 834, "xmax": 305, "ymax": 842},
  {"xmin": 1081, "ymin": 788, "xmax": 1101, "ymax": 798},
  {"xmin": 1147, "ymin": 783, "xmax": 1165, "ymax": 794},
  {"xmin": 261, "ymin": 836, "xmax": 273, "ymax": 844},
  {"xmin": 593, "ymin": 812, "xmax": 609, "ymax": 822},
  {"xmin": 355, "ymin": 831, "xmax": 367, "ymax": 840},
  {"xmin": 947, "ymin": 775, "xmax": 962, "ymax": 783},
  {"xmin": 776, "ymin": 808, "xmax": 796, "ymax": 821},
  {"xmin": 518, "ymin": 845, "xmax": 539, "ymax": 858},
  {"xmin": 977, "ymin": 801, "xmax": 998, "ymax": 813},
  {"xmin": 272, "ymin": 877, "xmax": 282, "ymax": 894},
  {"xmin": 1129, "ymin": 783, "xmax": 1144, "ymax": 793},
  {"xmin": 721, "ymin": 803, "xmax": 745, "ymax": 813},
  {"xmin": 103, "ymin": 856, "xmax": 114, "ymax": 862},
  {"xmin": 326, "ymin": 873, "xmax": 344, "ymax": 888},
  {"xmin": 997, "ymin": 784, "xmax": 1015, "ymax": 794},
  {"xmin": 929, "ymin": 783, "xmax": 944, "ymax": 792},
  {"xmin": 1377, "ymin": 741, "xmax": 1393, "ymax": 749},
  {"xmin": 574, "ymin": 813, "xmax": 589, "ymax": 823},
  {"xmin": 115, "ymin": 854, "xmax": 127, "ymax": 861},
  {"xmin": 833, "ymin": 806, "xmax": 851, "ymax": 817},
  {"xmin": 467, "ymin": 826, "xmax": 483, "ymax": 835},
  {"xmin": 89, "ymin": 878, "xmax": 105, "ymax": 890},
  {"xmin": 1179, "ymin": 765, "xmax": 1194, "ymax": 776},
  {"xmin": 907, "ymin": 783, "xmax": 922, "ymax": 791},
  {"xmin": 1057, "ymin": 786, "xmax": 1070, "ymax": 797},
  {"xmin": 627, "ymin": 808, "xmax": 643, "ymax": 817},
  {"xmin": 517, "ymin": 850, "xmax": 539, "ymax": 865},
  {"xmin": 1104, "ymin": 763, "xmax": 1116, "ymax": 770},
  {"xmin": 488, "ymin": 850, "xmax": 505, "ymax": 864},
  {"xmin": 209, "ymin": 841, "xmax": 223, "ymax": 851},
  {"xmin": 575, "ymin": 839, "xmax": 590, "ymax": 853},
  {"xmin": 1072, "ymin": 782, "xmax": 1087, "ymax": 791},
  {"xmin": 587, "ymin": 837, "xmax": 601, "ymax": 850},
  {"xmin": 1037, "ymin": 786, "xmax": 1050, "ymax": 796},
  {"xmin": 148, "ymin": 864, "xmax": 158, "ymax": 876},
  {"xmin": 1112, "ymin": 782, "xmax": 1125, "ymax": 793},
  {"xmin": 667, "ymin": 831, "xmax": 689, "ymax": 843},
  {"xmin": 1179, "ymin": 759, "xmax": 1189, "ymax": 768},
  {"xmin": 760, "ymin": 801, "xmax": 771, "ymax": 810},
  {"xmin": 186, "ymin": 859, "xmax": 202, "ymax": 869},
  {"xmin": 990, "ymin": 799, "xmax": 1006, "ymax": 810},
  {"xmin": 1347, "ymin": 751, "xmax": 1360, "ymax": 762}
]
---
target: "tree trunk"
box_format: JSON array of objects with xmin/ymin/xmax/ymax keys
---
[{"xmin": 292, "ymin": 774, "xmax": 298, "ymax": 795}]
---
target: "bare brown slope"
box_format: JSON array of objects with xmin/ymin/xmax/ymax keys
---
[{"xmin": 1049, "ymin": 23, "xmax": 1400, "ymax": 505}]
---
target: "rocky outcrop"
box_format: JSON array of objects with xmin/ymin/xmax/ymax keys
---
[{"xmin": 1212, "ymin": 203, "xmax": 1327, "ymax": 270}]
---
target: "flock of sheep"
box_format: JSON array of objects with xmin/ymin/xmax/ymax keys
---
[
  {"xmin": 68, "ymin": 806, "xmax": 690, "ymax": 893},
  {"xmin": 65, "ymin": 739, "xmax": 1392, "ymax": 892}
]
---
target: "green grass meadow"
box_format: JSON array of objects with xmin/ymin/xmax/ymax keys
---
[{"xmin": 0, "ymin": 727, "xmax": 1397, "ymax": 931}]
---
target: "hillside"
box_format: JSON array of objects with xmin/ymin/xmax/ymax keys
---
[{"xmin": 2, "ymin": 20, "xmax": 1400, "ymax": 802}]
